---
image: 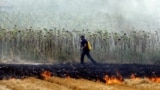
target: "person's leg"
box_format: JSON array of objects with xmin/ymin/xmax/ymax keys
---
[
  {"xmin": 80, "ymin": 51, "xmax": 86, "ymax": 64},
  {"xmin": 86, "ymin": 52, "xmax": 96, "ymax": 64}
]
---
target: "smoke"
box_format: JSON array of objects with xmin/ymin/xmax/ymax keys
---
[{"xmin": 1, "ymin": 0, "xmax": 160, "ymax": 31}]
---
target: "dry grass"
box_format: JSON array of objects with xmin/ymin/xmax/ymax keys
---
[
  {"xmin": 0, "ymin": 78, "xmax": 72, "ymax": 90},
  {"xmin": 124, "ymin": 78, "xmax": 160, "ymax": 90},
  {"xmin": 0, "ymin": 28, "xmax": 160, "ymax": 64},
  {"xmin": 0, "ymin": 76, "xmax": 159, "ymax": 90}
]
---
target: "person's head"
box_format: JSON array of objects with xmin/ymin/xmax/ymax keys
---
[{"xmin": 80, "ymin": 35, "xmax": 85, "ymax": 40}]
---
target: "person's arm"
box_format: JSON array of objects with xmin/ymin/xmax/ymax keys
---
[
  {"xmin": 81, "ymin": 42, "xmax": 87, "ymax": 50},
  {"xmin": 80, "ymin": 40, "xmax": 87, "ymax": 50},
  {"xmin": 83, "ymin": 43, "xmax": 87, "ymax": 48}
]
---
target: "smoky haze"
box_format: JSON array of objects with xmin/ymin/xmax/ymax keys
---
[{"xmin": 1, "ymin": 0, "xmax": 160, "ymax": 31}]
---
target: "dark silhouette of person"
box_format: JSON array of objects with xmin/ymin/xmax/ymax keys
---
[{"xmin": 80, "ymin": 35, "xmax": 96, "ymax": 64}]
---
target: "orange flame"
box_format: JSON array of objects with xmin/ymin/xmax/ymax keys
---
[
  {"xmin": 103, "ymin": 71, "xmax": 123, "ymax": 85},
  {"xmin": 41, "ymin": 71, "xmax": 52, "ymax": 80},
  {"xmin": 103, "ymin": 75, "xmax": 123, "ymax": 85},
  {"xmin": 149, "ymin": 77, "xmax": 160, "ymax": 83}
]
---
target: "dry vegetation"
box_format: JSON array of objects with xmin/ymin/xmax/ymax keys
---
[
  {"xmin": 0, "ymin": 76, "xmax": 159, "ymax": 90},
  {"xmin": 1, "ymin": 1, "xmax": 160, "ymax": 89},
  {"xmin": 0, "ymin": 27, "xmax": 160, "ymax": 64},
  {"xmin": 0, "ymin": 26, "xmax": 160, "ymax": 90}
]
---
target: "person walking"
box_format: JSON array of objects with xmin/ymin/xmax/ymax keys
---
[{"xmin": 80, "ymin": 35, "xmax": 96, "ymax": 64}]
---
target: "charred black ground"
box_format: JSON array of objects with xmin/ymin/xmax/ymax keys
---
[{"xmin": 0, "ymin": 63, "xmax": 159, "ymax": 82}]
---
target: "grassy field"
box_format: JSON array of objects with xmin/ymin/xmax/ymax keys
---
[
  {"xmin": 0, "ymin": 76, "xmax": 159, "ymax": 90},
  {"xmin": 0, "ymin": 27, "xmax": 160, "ymax": 64}
]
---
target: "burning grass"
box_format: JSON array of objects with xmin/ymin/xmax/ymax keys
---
[
  {"xmin": 149, "ymin": 77, "xmax": 160, "ymax": 83},
  {"xmin": 41, "ymin": 71, "xmax": 52, "ymax": 80},
  {"xmin": 0, "ymin": 76, "xmax": 160, "ymax": 90},
  {"xmin": 103, "ymin": 71, "xmax": 124, "ymax": 85},
  {"xmin": 103, "ymin": 72, "xmax": 160, "ymax": 86},
  {"xmin": 0, "ymin": 63, "xmax": 159, "ymax": 90}
]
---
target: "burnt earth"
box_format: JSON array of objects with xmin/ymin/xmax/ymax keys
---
[{"xmin": 0, "ymin": 63, "xmax": 159, "ymax": 82}]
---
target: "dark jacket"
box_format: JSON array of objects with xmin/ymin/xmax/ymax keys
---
[{"xmin": 81, "ymin": 38, "xmax": 89, "ymax": 52}]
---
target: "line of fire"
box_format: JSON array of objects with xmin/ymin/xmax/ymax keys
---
[{"xmin": 0, "ymin": 63, "xmax": 159, "ymax": 85}]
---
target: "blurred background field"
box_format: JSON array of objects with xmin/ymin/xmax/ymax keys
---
[
  {"xmin": 1, "ymin": 0, "xmax": 160, "ymax": 64},
  {"xmin": 0, "ymin": 27, "xmax": 160, "ymax": 64}
]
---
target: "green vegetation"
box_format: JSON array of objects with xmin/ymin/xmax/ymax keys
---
[{"xmin": 0, "ymin": 26, "xmax": 160, "ymax": 64}]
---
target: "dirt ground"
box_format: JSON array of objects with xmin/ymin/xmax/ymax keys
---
[{"xmin": 0, "ymin": 76, "xmax": 159, "ymax": 90}]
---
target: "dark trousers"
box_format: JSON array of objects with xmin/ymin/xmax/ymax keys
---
[{"xmin": 80, "ymin": 51, "xmax": 96, "ymax": 64}]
